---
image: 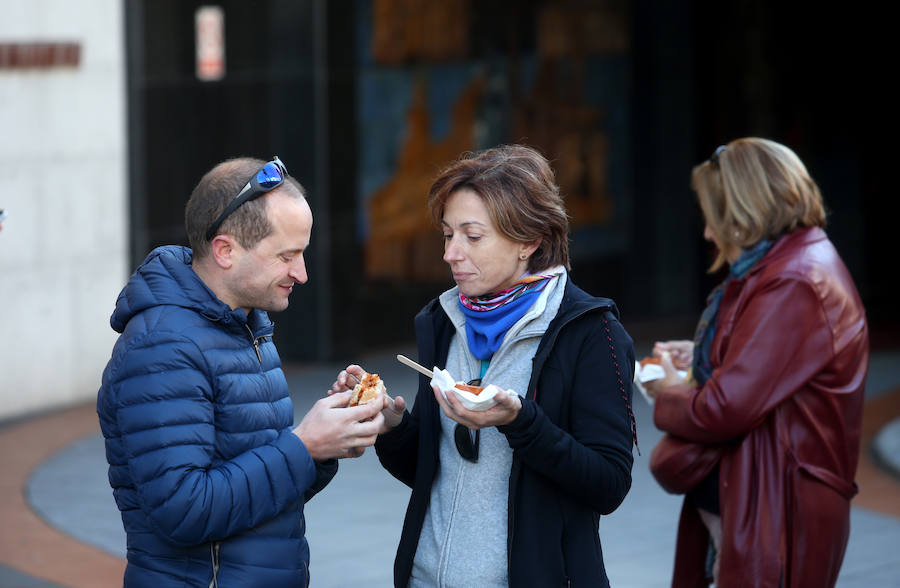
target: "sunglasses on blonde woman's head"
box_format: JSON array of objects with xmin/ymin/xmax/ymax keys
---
[
  {"xmin": 205, "ymin": 156, "xmax": 288, "ymax": 241},
  {"xmin": 708, "ymin": 145, "xmax": 727, "ymax": 167},
  {"xmin": 453, "ymin": 379, "xmax": 481, "ymax": 462}
]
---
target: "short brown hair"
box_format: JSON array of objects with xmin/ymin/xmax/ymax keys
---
[
  {"xmin": 692, "ymin": 137, "xmax": 826, "ymax": 271},
  {"xmin": 185, "ymin": 158, "xmax": 305, "ymax": 260},
  {"xmin": 427, "ymin": 144, "xmax": 571, "ymax": 272}
]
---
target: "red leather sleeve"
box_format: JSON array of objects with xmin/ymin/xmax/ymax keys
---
[
  {"xmin": 649, "ymin": 434, "xmax": 724, "ymax": 494},
  {"xmin": 654, "ymin": 275, "xmax": 833, "ymax": 443}
]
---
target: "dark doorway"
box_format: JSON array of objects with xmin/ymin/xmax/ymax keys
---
[
  {"xmin": 125, "ymin": 1, "xmax": 894, "ymax": 361},
  {"xmin": 125, "ymin": 0, "xmax": 357, "ymax": 360}
]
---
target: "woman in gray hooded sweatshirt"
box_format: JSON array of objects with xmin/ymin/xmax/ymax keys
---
[{"xmin": 332, "ymin": 144, "xmax": 637, "ymax": 587}]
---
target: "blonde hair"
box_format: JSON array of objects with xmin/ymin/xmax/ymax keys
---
[{"xmin": 692, "ymin": 137, "xmax": 826, "ymax": 271}]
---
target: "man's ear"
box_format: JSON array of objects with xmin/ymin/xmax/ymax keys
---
[{"xmin": 209, "ymin": 235, "xmax": 237, "ymax": 269}]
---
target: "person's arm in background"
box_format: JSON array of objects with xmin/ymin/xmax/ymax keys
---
[
  {"xmin": 653, "ymin": 276, "xmax": 834, "ymax": 443},
  {"xmin": 303, "ymin": 460, "xmax": 338, "ymax": 502}
]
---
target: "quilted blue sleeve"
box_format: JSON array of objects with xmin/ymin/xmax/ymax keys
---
[{"xmin": 108, "ymin": 329, "xmax": 317, "ymax": 546}]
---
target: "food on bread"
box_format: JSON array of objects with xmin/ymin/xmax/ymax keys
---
[
  {"xmin": 454, "ymin": 383, "xmax": 484, "ymax": 395},
  {"xmin": 348, "ymin": 372, "xmax": 386, "ymax": 407},
  {"xmin": 640, "ymin": 356, "xmax": 662, "ymax": 368}
]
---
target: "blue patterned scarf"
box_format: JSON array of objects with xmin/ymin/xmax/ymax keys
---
[
  {"xmin": 458, "ymin": 274, "xmax": 555, "ymax": 360},
  {"xmin": 692, "ymin": 239, "xmax": 775, "ymax": 385}
]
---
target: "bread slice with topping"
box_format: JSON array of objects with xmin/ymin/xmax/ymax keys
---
[{"xmin": 349, "ymin": 372, "xmax": 386, "ymax": 406}]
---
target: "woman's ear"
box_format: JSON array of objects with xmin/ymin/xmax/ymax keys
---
[
  {"xmin": 520, "ymin": 237, "xmax": 542, "ymax": 260},
  {"xmin": 209, "ymin": 235, "xmax": 236, "ymax": 269}
]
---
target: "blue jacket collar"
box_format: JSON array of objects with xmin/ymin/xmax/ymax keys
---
[{"xmin": 110, "ymin": 245, "xmax": 271, "ymax": 334}]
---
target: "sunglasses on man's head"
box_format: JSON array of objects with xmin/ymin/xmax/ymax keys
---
[
  {"xmin": 453, "ymin": 379, "xmax": 482, "ymax": 462},
  {"xmin": 205, "ymin": 156, "xmax": 287, "ymax": 241}
]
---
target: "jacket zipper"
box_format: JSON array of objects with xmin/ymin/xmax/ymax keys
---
[
  {"xmin": 208, "ymin": 542, "xmax": 220, "ymax": 588},
  {"xmin": 245, "ymin": 325, "xmax": 263, "ymax": 363}
]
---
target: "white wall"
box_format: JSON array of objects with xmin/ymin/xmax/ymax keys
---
[{"xmin": 0, "ymin": 0, "xmax": 127, "ymax": 420}]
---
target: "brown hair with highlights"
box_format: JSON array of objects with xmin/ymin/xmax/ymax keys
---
[{"xmin": 427, "ymin": 144, "xmax": 570, "ymax": 272}]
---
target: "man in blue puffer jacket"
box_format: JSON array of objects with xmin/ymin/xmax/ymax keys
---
[{"xmin": 97, "ymin": 156, "xmax": 385, "ymax": 588}]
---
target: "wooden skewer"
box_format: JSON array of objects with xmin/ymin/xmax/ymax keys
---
[{"xmin": 396, "ymin": 354, "xmax": 434, "ymax": 379}]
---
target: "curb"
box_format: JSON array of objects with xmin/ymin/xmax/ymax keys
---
[{"xmin": 872, "ymin": 417, "xmax": 900, "ymax": 481}]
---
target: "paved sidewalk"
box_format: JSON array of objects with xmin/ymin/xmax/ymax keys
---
[{"xmin": 3, "ymin": 343, "xmax": 900, "ymax": 587}]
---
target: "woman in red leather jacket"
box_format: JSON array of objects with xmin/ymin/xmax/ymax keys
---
[{"xmin": 643, "ymin": 137, "xmax": 869, "ymax": 587}]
